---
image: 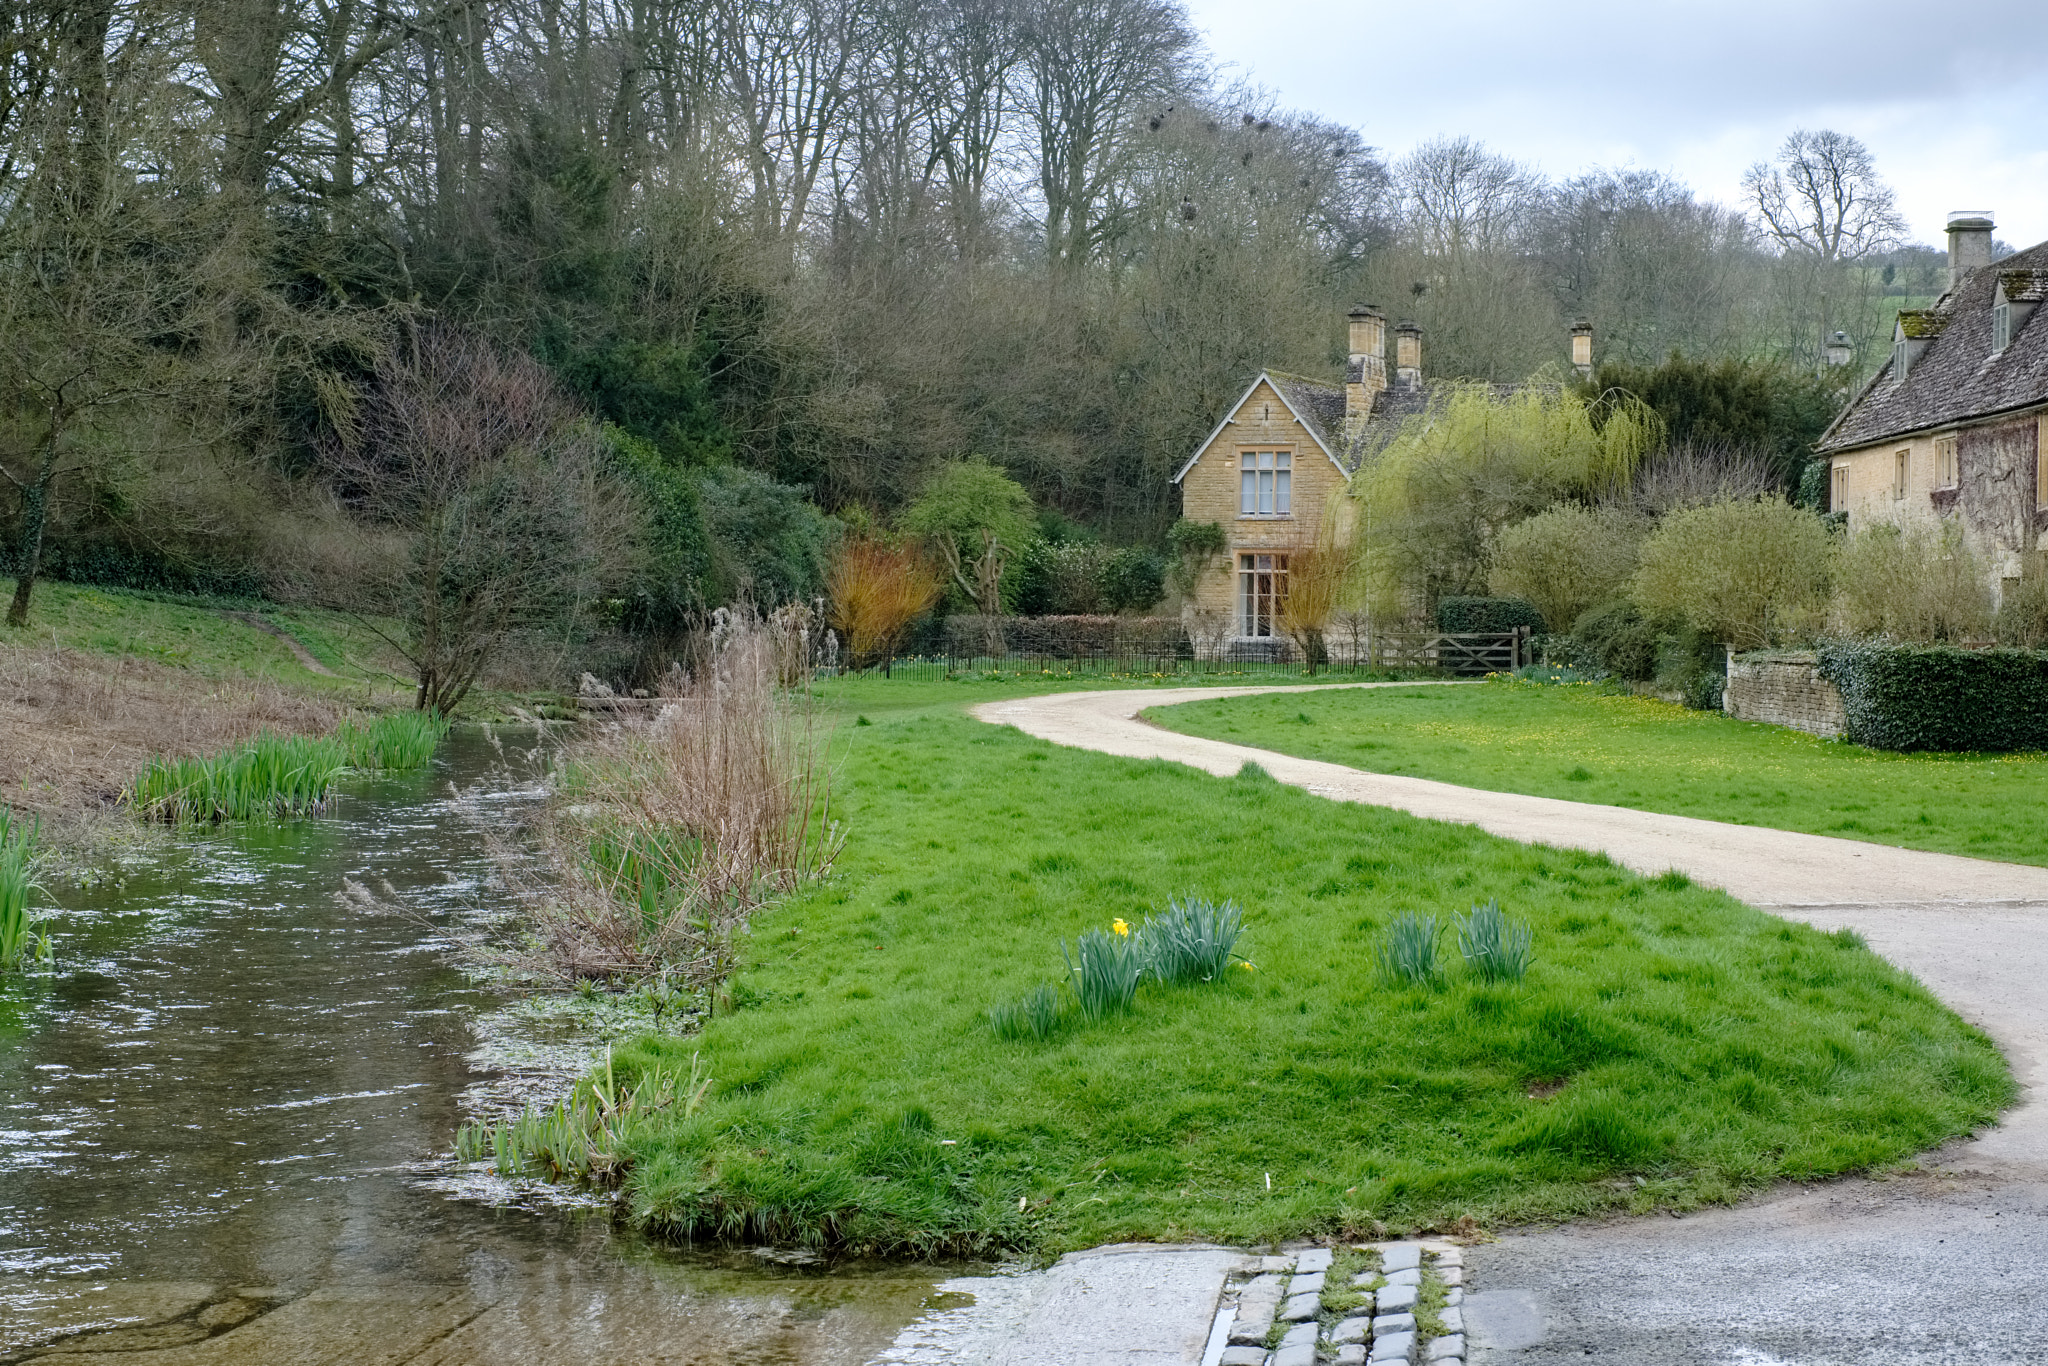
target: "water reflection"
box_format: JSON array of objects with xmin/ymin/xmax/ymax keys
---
[{"xmin": 0, "ymin": 729, "xmax": 962, "ymax": 1362}]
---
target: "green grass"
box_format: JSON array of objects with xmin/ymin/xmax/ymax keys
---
[
  {"xmin": 1147, "ymin": 678, "xmax": 2048, "ymax": 866},
  {"xmin": 558, "ymin": 677, "xmax": 2009, "ymax": 1256},
  {"xmin": 129, "ymin": 712, "xmax": 449, "ymax": 823},
  {"xmin": 0, "ymin": 576, "xmax": 407, "ymax": 689}
]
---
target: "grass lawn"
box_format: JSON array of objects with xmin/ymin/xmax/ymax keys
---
[
  {"xmin": 1, "ymin": 577, "xmax": 411, "ymax": 694},
  {"xmin": 602, "ymin": 675, "xmax": 2011, "ymax": 1256},
  {"xmin": 1146, "ymin": 679, "xmax": 2048, "ymax": 868}
]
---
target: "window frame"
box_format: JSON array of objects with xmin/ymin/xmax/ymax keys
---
[
  {"xmin": 1893, "ymin": 448, "xmax": 1910, "ymax": 500},
  {"xmin": 1934, "ymin": 433, "xmax": 1959, "ymax": 491},
  {"xmin": 1994, "ymin": 301, "xmax": 2013, "ymax": 354},
  {"xmin": 1237, "ymin": 552, "xmax": 1289, "ymax": 637},
  {"xmin": 1236, "ymin": 449, "xmax": 1293, "ymax": 518},
  {"xmin": 1831, "ymin": 462, "xmax": 1850, "ymax": 516}
]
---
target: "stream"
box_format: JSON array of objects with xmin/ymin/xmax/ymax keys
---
[{"xmin": 0, "ymin": 728, "xmax": 972, "ymax": 1363}]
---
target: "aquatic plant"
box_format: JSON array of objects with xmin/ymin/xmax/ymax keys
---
[
  {"xmin": 0, "ymin": 813, "xmax": 49, "ymax": 971},
  {"xmin": 338, "ymin": 711, "xmax": 450, "ymax": 771},
  {"xmin": 1456, "ymin": 899, "xmax": 1534, "ymax": 982},
  {"xmin": 455, "ymin": 1047, "xmax": 711, "ymax": 1184},
  {"xmin": 129, "ymin": 713, "xmax": 447, "ymax": 824}
]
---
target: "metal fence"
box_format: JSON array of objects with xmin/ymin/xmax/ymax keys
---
[{"xmin": 821, "ymin": 629, "xmax": 1531, "ymax": 683}]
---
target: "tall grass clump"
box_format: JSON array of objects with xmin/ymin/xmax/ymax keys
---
[
  {"xmin": 1375, "ymin": 910, "xmax": 1441, "ymax": 985},
  {"xmin": 454, "ymin": 1047, "xmax": 711, "ymax": 1184},
  {"xmin": 338, "ymin": 710, "xmax": 450, "ymax": 770},
  {"xmin": 988, "ymin": 983, "xmax": 1063, "ymax": 1040},
  {"xmin": 1457, "ymin": 899, "xmax": 1534, "ymax": 982},
  {"xmin": 1062, "ymin": 925, "xmax": 1143, "ymax": 1019},
  {"xmin": 1140, "ymin": 894, "xmax": 1248, "ymax": 983},
  {"xmin": 0, "ymin": 813, "xmax": 49, "ymax": 971},
  {"xmin": 500, "ymin": 605, "xmax": 842, "ymax": 984},
  {"xmin": 130, "ymin": 733, "xmax": 348, "ymax": 822}
]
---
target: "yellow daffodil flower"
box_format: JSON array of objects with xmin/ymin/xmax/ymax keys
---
[{"xmin": 1112, "ymin": 918, "xmax": 1130, "ymax": 937}]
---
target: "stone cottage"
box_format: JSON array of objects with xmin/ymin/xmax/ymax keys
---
[
  {"xmin": 1169, "ymin": 306, "xmax": 1436, "ymax": 647},
  {"xmin": 1818, "ymin": 212, "xmax": 2048, "ymax": 601}
]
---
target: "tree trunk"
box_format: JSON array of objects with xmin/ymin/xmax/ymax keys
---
[{"xmin": 7, "ymin": 478, "xmax": 50, "ymax": 628}]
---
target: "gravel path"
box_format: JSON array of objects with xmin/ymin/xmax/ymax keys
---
[{"xmin": 972, "ymin": 683, "xmax": 2048, "ymax": 1366}]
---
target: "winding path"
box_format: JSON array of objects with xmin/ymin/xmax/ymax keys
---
[{"xmin": 971, "ymin": 682, "xmax": 2048, "ymax": 1366}]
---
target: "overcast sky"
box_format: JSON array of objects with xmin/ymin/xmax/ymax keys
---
[{"xmin": 1184, "ymin": 0, "xmax": 2048, "ymax": 249}]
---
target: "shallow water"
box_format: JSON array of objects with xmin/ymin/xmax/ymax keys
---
[{"xmin": 0, "ymin": 729, "xmax": 965, "ymax": 1362}]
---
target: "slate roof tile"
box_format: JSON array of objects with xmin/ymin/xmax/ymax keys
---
[{"xmin": 1822, "ymin": 238, "xmax": 2048, "ymax": 452}]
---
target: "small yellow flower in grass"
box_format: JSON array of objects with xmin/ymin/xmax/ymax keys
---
[
  {"xmin": 1238, "ymin": 960, "xmax": 1255, "ymax": 972},
  {"xmin": 1112, "ymin": 918, "xmax": 1130, "ymax": 937}
]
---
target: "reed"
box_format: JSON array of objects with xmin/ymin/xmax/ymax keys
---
[
  {"xmin": 337, "ymin": 711, "xmax": 450, "ymax": 771},
  {"xmin": 128, "ymin": 712, "xmax": 445, "ymax": 824},
  {"xmin": 0, "ymin": 812, "xmax": 48, "ymax": 971}
]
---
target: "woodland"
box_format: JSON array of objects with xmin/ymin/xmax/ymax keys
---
[{"xmin": 1, "ymin": 0, "xmax": 1944, "ymax": 691}]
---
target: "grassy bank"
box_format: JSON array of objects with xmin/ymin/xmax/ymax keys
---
[
  {"xmin": 1144, "ymin": 679, "xmax": 2048, "ymax": 866},
  {"xmin": 530, "ymin": 677, "xmax": 2009, "ymax": 1256}
]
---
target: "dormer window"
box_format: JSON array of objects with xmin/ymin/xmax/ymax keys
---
[
  {"xmin": 1994, "ymin": 300, "xmax": 2012, "ymax": 353},
  {"xmin": 1893, "ymin": 337, "xmax": 1909, "ymax": 381}
]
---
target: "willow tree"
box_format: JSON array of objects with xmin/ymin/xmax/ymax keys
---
[{"xmin": 1351, "ymin": 381, "xmax": 1661, "ymax": 617}]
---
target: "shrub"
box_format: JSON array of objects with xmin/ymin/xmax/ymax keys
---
[
  {"xmin": 1630, "ymin": 497, "xmax": 1832, "ymax": 649},
  {"xmin": 1374, "ymin": 910, "xmax": 1441, "ymax": 985},
  {"xmin": 988, "ymin": 983, "xmax": 1064, "ymax": 1040},
  {"xmin": 697, "ymin": 465, "xmax": 838, "ymax": 606},
  {"xmin": 1438, "ymin": 596, "xmax": 1545, "ymax": 634},
  {"xmin": 828, "ymin": 536, "xmax": 943, "ymax": 670},
  {"xmin": 1487, "ymin": 503, "xmax": 1642, "ymax": 633},
  {"xmin": 1166, "ymin": 520, "xmax": 1227, "ymax": 599},
  {"xmin": 1832, "ymin": 518, "xmax": 1992, "ymax": 643},
  {"xmin": 1139, "ymin": 895, "xmax": 1247, "ymax": 984},
  {"xmin": 1062, "ymin": 925, "xmax": 1144, "ymax": 1019},
  {"xmin": 1456, "ymin": 900, "xmax": 1532, "ymax": 983},
  {"xmin": 1998, "ymin": 572, "xmax": 2048, "ymax": 649},
  {"xmin": 1100, "ymin": 546, "xmax": 1166, "ymax": 613},
  {"xmin": 1816, "ymin": 640, "xmax": 2048, "ymax": 752},
  {"xmin": 0, "ymin": 814, "xmax": 48, "ymax": 972},
  {"xmin": 1570, "ymin": 600, "xmax": 1661, "ymax": 681}
]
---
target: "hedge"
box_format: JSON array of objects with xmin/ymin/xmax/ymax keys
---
[
  {"xmin": 1816, "ymin": 640, "xmax": 2048, "ymax": 752},
  {"xmin": 1437, "ymin": 596, "xmax": 1545, "ymax": 634},
  {"xmin": 940, "ymin": 614, "xmax": 1185, "ymax": 657}
]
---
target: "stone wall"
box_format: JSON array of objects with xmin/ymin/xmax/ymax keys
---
[{"xmin": 1724, "ymin": 650, "xmax": 1846, "ymax": 738}]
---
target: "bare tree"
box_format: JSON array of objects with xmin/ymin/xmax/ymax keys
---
[
  {"xmin": 325, "ymin": 326, "xmax": 620, "ymax": 711},
  {"xmin": 1743, "ymin": 129, "xmax": 1904, "ymax": 265}
]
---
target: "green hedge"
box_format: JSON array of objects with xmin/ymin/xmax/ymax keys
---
[
  {"xmin": 1816, "ymin": 641, "xmax": 2048, "ymax": 752},
  {"xmin": 1437, "ymin": 596, "xmax": 1545, "ymax": 634}
]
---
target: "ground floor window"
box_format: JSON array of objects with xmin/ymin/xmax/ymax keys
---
[
  {"xmin": 1238, "ymin": 552, "xmax": 1288, "ymax": 636},
  {"xmin": 1831, "ymin": 463, "xmax": 1850, "ymax": 516}
]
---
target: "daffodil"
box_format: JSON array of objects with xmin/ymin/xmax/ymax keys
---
[{"xmin": 1112, "ymin": 918, "xmax": 1130, "ymax": 937}]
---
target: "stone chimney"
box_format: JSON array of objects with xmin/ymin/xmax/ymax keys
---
[
  {"xmin": 1947, "ymin": 211, "xmax": 1995, "ymax": 290},
  {"xmin": 1394, "ymin": 322, "xmax": 1422, "ymax": 389},
  {"xmin": 1570, "ymin": 321, "xmax": 1593, "ymax": 378},
  {"xmin": 1346, "ymin": 305, "xmax": 1387, "ymax": 430}
]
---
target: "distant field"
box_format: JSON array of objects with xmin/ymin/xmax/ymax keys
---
[{"xmin": 1146, "ymin": 680, "xmax": 2048, "ymax": 867}]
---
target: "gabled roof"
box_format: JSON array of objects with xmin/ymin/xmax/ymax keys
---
[
  {"xmin": 1171, "ymin": 371, "xmax": 1349, "ymax": 483},
  {"xmin": 1820, "ymin": 237, "xmax": 2048, "ymax": 452}
]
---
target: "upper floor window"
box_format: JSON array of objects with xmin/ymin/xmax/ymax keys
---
[
  {"xmin": 1239, "ymin": 450, "xmax": 1291, "ymax": 516},
  {"xmin": 1893, "ymin": 448, "xmax": 1910, "ymax": 500},
  {"xmin": 1893, "ymin": 338, "xmax": 1908, "ymax": 382},
  {"xmin": 1994, "ymin": 301, "xmax": 2012, "ymax": 353},
  {"xmin": 1934, "ymin": 433, "xmax": 1959, "ymax": 490},
  {"xmin": 1831, "ymin": 463, "xmax": 1850, "ymax": 521}
]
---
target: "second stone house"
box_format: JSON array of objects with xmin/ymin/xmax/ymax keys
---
[{"xmin": 1818, "ymin": 211, "xmax": 2048, "ymax": 601}]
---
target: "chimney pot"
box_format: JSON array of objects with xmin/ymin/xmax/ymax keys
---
[
  {"xmin": 1947, "ymin": 211, "xmax": 1995, "ymax": 290},
  {"xmin": 1570, "ymin": 320, "xmax": 1593, "ymax": 378},
  {"xmin": 1394, "ymin": 322, "xmax": 1422, "ymax": 390},
  {"xmin": 1346, "ymin": 305, "xmax": 1387, "ymax": 434}
]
